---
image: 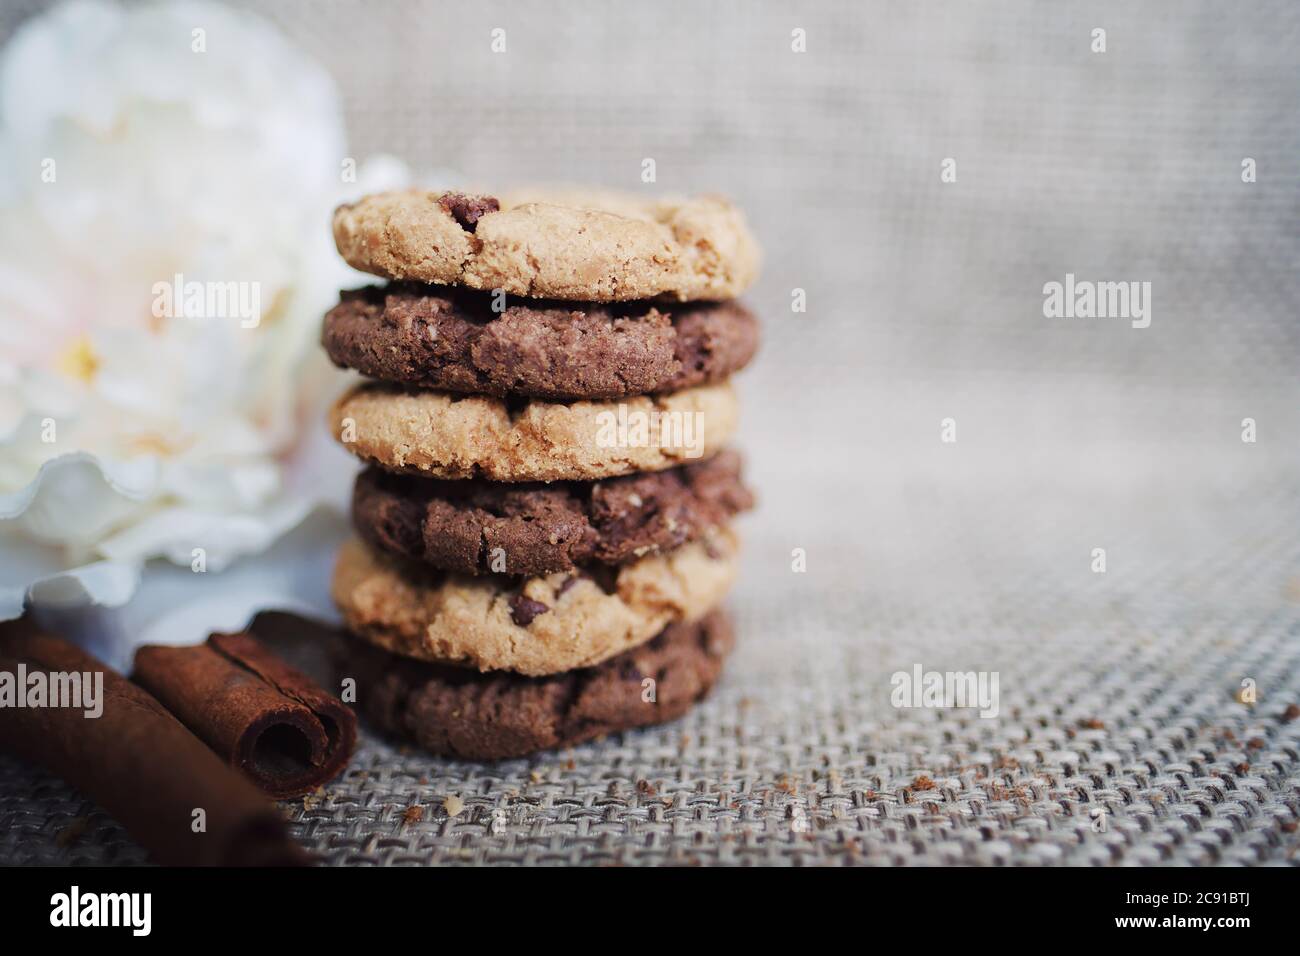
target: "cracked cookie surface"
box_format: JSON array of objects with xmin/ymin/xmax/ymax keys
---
[
  {"xmin": 330, "ymin": 530, "xmax": 738, "ymax": 675},
  {"xmin": 332, "ymin": 188, "xmax": 760, "ymax": 302}
]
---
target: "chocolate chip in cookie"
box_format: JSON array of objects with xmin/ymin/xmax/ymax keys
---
[
  {"xmin": 437, "ymin": 192, "xmax": 499, "ymax": 232},
  {"xmin": 508, "ymin": 594, "xmax": 549, "ymax": 627}
]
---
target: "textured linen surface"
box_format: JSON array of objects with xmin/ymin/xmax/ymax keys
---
[{"xmin": 1, "ymin": 0, "xmax": 1298, "ymax": 865}]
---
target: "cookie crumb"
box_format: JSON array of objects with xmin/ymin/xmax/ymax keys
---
[
  {"xmin": 402, "ymin": 804, "xmax": 425, "ymax": 825},
  {"xmin": 55, "ymin": 817, "xmax": 89, "ymax": 848},
  {"xmin": 443, "ymin": 795, "xmax": 465, "ymax": 817}
]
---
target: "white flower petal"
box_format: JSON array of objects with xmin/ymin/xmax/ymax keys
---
[
  {"xmin": 28, "ymin": 507, "xmax": 345, "ymax": 671},
  {"xmin": 97, "ymin": 495, "xmax": 312, "ymax": 570},
  {"xmin": 0, "ymin": 531, "xmax": 141, "ymax": 620},
  {"xmin": 0, "ymin": 451, "xmax": 158, "ymax": 544}
]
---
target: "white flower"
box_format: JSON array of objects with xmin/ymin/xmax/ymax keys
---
[{"xmin": 0, "ymin": 0, "xmax": 408, "ymax": 623}]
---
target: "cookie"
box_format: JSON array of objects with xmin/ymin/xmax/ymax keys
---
[
  {"xmin": 332, "ymin": 189, "xmax": 759, "ymax": 302},
  {"xmin": 321, "ymin": 283, "xmax": 760, "ymax": 401},
  {"xmin": 330, "ymin": 529, "xmax": 738, "ymax": 676},
  {"xmin": 352, "ymin": 449, "xmax": 754, "ymax": 577},
  {"xmin": 337, "ymin": 610, "xmax": 734, "ymax": 760},
  {"xmin": 331, "ymin": 380, "xmax": 738, "ymax": 482}
]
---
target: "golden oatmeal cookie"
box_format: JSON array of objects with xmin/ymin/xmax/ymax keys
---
[
  {"xmin": 332, "ymin": 188, "xmax": 759, "ymax": 302},
  {"xmin": 330, "ymin": 380, "xmax": 739, "ymax": 482},
  {"xmin": 331, "ymin": 529, "xmax": 739, "ymax": 676}
]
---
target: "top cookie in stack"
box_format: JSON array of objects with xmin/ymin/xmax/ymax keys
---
[
  {"xmin": 323, "ymin": 189, "xmax": 759, "ymax": 760},
  {"xmin": 332, "ymin": 188, "xmax": 759, "ymax": 302}
]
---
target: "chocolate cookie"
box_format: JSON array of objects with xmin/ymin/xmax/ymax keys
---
[
  {"xmin": 330, "ymin": 380, "xmax": 739, "ymax": 482},
  {"xmin": 322, "ymin": 284, "xmax": 759, "ymax": 401},
  {"xmin": 337, "ymin": 610, "xmax": 734, "ymax": 760},
  {"xmin": 352, "ymin": 450, "xmax": 753, "ymax": 577},
  {"xmin": 332, "ymin": 188, "xmax": 759, "ymax": 302}
]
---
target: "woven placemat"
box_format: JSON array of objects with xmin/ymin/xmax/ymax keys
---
[{"xmin": 4, "ymin": 472, "xmax": 1298, "ymax": 866}]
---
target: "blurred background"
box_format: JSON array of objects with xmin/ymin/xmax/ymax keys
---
[
  {"xmin": 1, "ymin": 0, "xmax": 1297, "ymax": 864},
  {"xmin": 137, "ymin": 0, "xmax": 1300, "ymax": 617}
]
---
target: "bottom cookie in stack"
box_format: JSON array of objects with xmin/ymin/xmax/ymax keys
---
[{"xmin": 335, "ymin": 610, "xmax": 734, "ymax": 761}]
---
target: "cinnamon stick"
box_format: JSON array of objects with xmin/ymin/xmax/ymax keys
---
[
  {"xmin": 133, "ymin": 631, "xmax": 357, "ymax": 798},
  {"xmin": 0, "ymin": 620, "xmax": 309, "ymax": 866}
]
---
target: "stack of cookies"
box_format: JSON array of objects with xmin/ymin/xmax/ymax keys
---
[{"xmin": 322, "ymin": 188, "xmax": 760, "ymax": 759}]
